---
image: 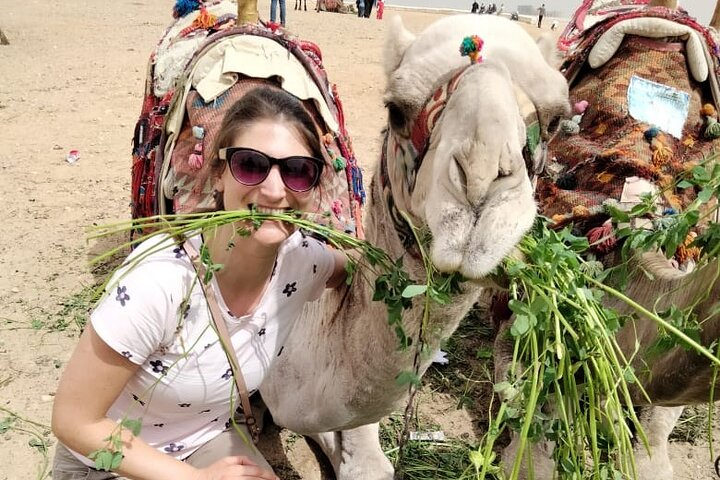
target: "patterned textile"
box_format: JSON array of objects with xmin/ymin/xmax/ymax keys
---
[
  {"xmin": 540, "ymin": 6, "xmax": 720, "ymax": 235},
  {"xmin": 131, "ymin": 9, "xmax": 365, "ymax": 238}
]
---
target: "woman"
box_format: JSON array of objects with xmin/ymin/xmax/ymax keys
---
[{"xmin": 51, "ymin": 87, "xmax": 349, "ymax": 480}]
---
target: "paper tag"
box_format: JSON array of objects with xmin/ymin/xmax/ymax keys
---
[
  {"xmin": 627, "ymin": 75, "xmax": 690, "ymax": 139},
  {"xmin": 409, "ymin": 431, "xmax": 446, "ymax": 442},
  {"xmin": 619, "ymin": 176, "xmax": 658, "ymax": 204}
]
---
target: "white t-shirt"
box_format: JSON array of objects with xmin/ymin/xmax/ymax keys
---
[{"xmin": 72, "ymin": 230, "xmax": 334, "ymax": 464}]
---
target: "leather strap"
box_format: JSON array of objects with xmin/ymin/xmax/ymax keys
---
[{"xmin": 182, "ymin": 237, "xmax": 261, "ymax": 444}]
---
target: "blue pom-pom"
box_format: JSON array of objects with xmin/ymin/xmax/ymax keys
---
[
  {"xmin": 173, "ymin": 0, "xmax": 202, "ymax": 18},
  {"xmin": 644, "ymin": 126, "xmax": 660, "ymax": 142}
]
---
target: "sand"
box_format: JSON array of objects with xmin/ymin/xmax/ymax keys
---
[{"xmin": 0, "ymin": 1, "xmax": 714, "ymax": 478}]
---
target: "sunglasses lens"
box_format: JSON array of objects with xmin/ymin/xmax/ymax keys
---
[
  {"xmin": 230, "ymin": 150, "xmax": 270, "ymax": 186},
  {"xmin": 282, "ymin": 157, "xmax": 321, "ymax": 192}
]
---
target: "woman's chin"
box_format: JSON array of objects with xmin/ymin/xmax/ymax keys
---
[{"xmin": 251, "ymin": 221, "xmax": 295, "ymax": 246}]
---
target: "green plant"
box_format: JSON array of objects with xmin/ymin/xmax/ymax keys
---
[{"xmin": 0, "ymin": 407, "xmax": 52, "ymax": 480}]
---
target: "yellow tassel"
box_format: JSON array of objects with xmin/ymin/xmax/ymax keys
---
[
  {"xmin": 551, "ymin": 214, "xmax": 565, "ymax": 224},
  {"xmin": 682, "ymin": 135, "xmax": 696, "ymax": 148},
  {"xmin": 650, "ymin": 137, "xmax": 672, "ymax": 167},
  {"xmin": 701, "ymin": 103, "xmax": 717, "ymax": 117},
  {"xmin": 676, "ymin": 232, "xmax": 701, "ymax": 264},
  {"xmin": 572, "ymin": 205, "xmax": 590, "ymax": 217},
  {"xmin": 594, "ymin": 123, "xmax": 608, "ymax": 135},
  {"xmin": 596, "ymin": 171, "xmax": 614, "ymax": 183}
]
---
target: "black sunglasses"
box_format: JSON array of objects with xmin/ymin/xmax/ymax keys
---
[{"xmin": 219, "ymin": 147, "xmax": 325, "ymax": 193}]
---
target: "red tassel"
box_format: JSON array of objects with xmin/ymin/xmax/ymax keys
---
[
  {"xmin": 189, "ymin": 142, "xmax": 204, "ymax": 170},
  {"xmin": 586, "ymin": 221, "xmax": 616, "ymax": 254}
]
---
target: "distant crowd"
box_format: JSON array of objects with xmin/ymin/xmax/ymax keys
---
[{"xmin": 470, "ymin": 2, "xmax": 504, "ymax": 15}]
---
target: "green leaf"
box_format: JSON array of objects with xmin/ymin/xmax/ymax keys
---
[
  {"xmin": 401, "ymin": 284, "xmax": 427, "ymax": 298},
  {"xmin": 510, "ymin": 314, "xmax": 530, "ymax": 336},
  {"xmin": 110, "ymin": 451, "xmax": 124, "ymax": 470},
  {"xmin": 395, "ymin": 370, "xmax": 422, "ymax": 387},
  {"xmin": 121, "ymin": 418, "xmax": 142, "ymax": 436},
  {"xmin": 0, "ymin": 417, "xmax": 14, "ymax": 434},
  {"xmin": 28, "ymin": 437, "xmax": 46, "ymax": 453},
  {"xmin": 697, "ymin": 188, "xmax": 715, "ymax": 204},
  {"xmin": 90, "ymin": 449, "xmax": 115, "ymax": 471},
  {"xmin": 676, "ymin": 179, "xmax": 693, "ymax": 189}
]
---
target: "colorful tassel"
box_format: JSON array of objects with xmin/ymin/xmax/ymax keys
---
[
  {"xmin": 705, "ymin": 117, "xmax": 720, "ymax": 139},
  {"xmin": 192, "ymin": 6, "xmax": 217, "ymax": 29},
  {"xmin": 586, "ymin": 220, "xmax": 617, "ymax": 254},
  {"xmin": 173, "ymin": 0, "xmax": 202, "ymax": 18},
  {"xmin": 331, "ymin": 199, "xmax": 343, "ymax": 216},
  {"xmin": 332, "ymin": 156, "xmax": 347, "ymax": 172},
  {"xmin": 572, "ymin": 205, "xmax": 591, "ymax": 217},
  {"xmin": 189, "ymin": 142, "xmax": 204, "ymax": 170},
  {"xmin": 675, "ymin": 231, "xmax": 701, "ymax": 265},
  {"xmin": 701, "ymin": 103, "xmax": 716, "ymax": 117},
  {"xmin": 574, "ymin": 100, "xmax": 589, "ymax": 114},
  {"xmin": 650, "ymin": 137, "xmax": 672, "ymax": 167},
  {"xmin": 700, "ymin": 104, "xmax": 720, "ymax": 139},
  {"xmin": 459, "ymin": 35, "xmax": 484, "ymax": 64},
  {"xmin": 323, "ymin": 133, "xmax": 334, "ymax": 146},
  {"xmin": 560, "ymin": 118, "xmax": 580, "ymax": 135}
]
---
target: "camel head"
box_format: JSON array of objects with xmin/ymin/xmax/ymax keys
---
[
  {"xmin": 379, "ymin": 16, "xmax": 565, "ymax": 279},
  {"xmin": 384, "ymin": 15, "xmax": 570, "ymax": 142}
]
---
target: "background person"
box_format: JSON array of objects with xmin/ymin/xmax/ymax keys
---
[
  {"xmin": 51, "ymin": 87, "xmax": 349, "ymax": 480},
  {"xmin": 537, "ymin": 3, "xmax": 546, "ymax": 28},
  {"xmin": 270, "ymin": 0, "xmax": 286, "ymax": 26}
]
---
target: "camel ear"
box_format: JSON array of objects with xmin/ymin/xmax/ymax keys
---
[
  {"xmin": 536, "ymin": 32, "xmax": 563, "ymax": 69},
  {"xmin": 383, "ymin": 15, "xmax": 416, "ymax": 77}
]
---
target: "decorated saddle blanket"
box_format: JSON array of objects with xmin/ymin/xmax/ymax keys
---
[{"xmin": 538, "ymin": 2, "xmax": 720, "ymax": 263}]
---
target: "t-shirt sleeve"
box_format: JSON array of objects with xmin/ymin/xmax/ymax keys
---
[
  {"xmin": 304, "ymin": 237, "xmax": 337, "ymax": 301},
  {"xmin": 91, "ymin": 255, "xmax": 185, "ymax": 365}
]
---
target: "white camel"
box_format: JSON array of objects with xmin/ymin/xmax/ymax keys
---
[{"xmin": 259, "ymin": 14, "xmax": 570, "ymax": 479}]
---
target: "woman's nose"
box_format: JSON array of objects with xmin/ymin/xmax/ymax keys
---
[{"xmin": 261, "ymin": 165, "xmax": 287, "ymax": 198}]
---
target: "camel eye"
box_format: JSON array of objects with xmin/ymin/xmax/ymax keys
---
[{"xmin": 386, "ymin": 102, "xmax": 408, "ymax": 133}]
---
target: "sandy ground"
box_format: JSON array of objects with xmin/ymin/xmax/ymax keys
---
[{"xmin": 0, "ymin": 1, "xmax": 717, "ymax": 479}]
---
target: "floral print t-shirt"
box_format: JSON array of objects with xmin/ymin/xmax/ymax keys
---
[{"xmin": 70, "ymin": 230, "xmax": 334, "ymax": 464}]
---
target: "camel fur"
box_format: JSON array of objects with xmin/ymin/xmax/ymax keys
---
[{"xmin": 259, "ymin": 14, "xmax": 570, "ymax": 479}]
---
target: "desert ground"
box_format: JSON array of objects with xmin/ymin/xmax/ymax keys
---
[{"xmin": 0, "ymin": 1, "xmax": 718, "ymax": 479}]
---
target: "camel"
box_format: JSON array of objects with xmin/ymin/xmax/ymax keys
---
[
  {"xmin": 493, "ymin": 0, "xmax": 720, "ymax": 478},
  {"xmin": 258, "ymin": 13, "xmax": 570, "ymax": 479}
]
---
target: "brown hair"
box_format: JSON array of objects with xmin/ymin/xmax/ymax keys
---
[{"xmin": 210, "ymin": 87, "xmax": 324, "ymax": 184}]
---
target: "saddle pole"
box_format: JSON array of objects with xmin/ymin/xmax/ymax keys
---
[
  {"xmin": 237, "ymin": 0, "xmax": 259, "ymax": 24},
  {"xmin": 648, "ymin": 0, "xmax": 677, "ymax": 7}
]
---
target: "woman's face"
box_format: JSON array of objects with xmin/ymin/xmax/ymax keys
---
[{"xmin": 216, "ymin": 119, "xmax": 318, "ymax": 247}]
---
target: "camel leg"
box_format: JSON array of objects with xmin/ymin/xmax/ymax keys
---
[
  {"xmin": 633, "ymin": 406, "xmax": 684, "ymax": 480},
  {"xmin": 309, "ymin": 423, "xmax": 394, "ymax": 480}
]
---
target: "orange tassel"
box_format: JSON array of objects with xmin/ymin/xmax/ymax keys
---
[
  {"xmin": 675, "ymin": 232, "xmax": 701, "ymax": 265},
  {"xmin": 192, "ymin": 6, "xmax": 217, "ymax": 29},
  {"xmin": 594, "ymin": 123, "xmax": 608, "ymax": 135},
  {"xmin": 701, "ymin": 104, "xmax": 717, "ymax": 117},
  {"xmin": 551, "ymin": 214, "xmax": 565, "ymax": 224}
]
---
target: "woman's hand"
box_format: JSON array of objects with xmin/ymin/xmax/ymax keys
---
[{"xmin": 194, "ymin": 456, "xmax": 279, "ymax": 480}]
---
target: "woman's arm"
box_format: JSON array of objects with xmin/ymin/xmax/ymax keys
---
[
  {"xmin": 52, "ymin": 325, "xmax": 277, "ymax": 480},
  {"xmin": 325, "ymin": 248, "xmax": 355, "ymax": 289}
]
